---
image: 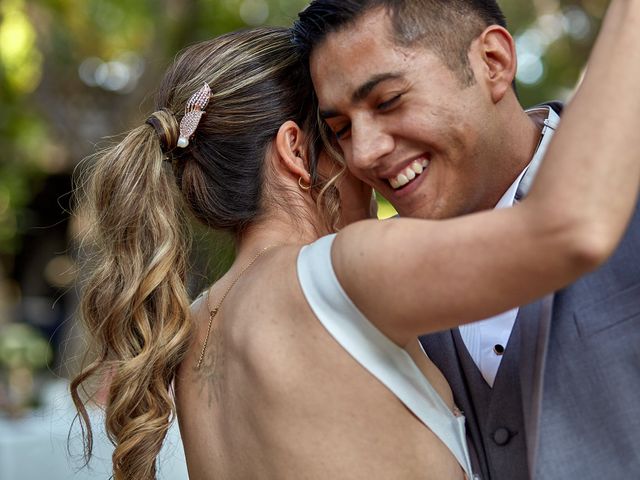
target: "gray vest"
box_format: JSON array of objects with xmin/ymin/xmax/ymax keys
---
[
  {"xmin": 422, "ymin": 308, "xmax": 535, "ymax": 480},
  {"xmin": 455, "ymin": 312, "xmax": 529, "ymax": 480}
]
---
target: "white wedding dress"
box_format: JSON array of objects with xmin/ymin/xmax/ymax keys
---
[{"xmin": 297, "ymin": 234, "xmax": 477, "ymax": 480}]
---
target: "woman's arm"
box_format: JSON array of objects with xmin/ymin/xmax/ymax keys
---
[{"xmin": 332, "ymin": 0, "xmax": 640, "ymax": 346}]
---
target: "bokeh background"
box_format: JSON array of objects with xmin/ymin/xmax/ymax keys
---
[{"xmin": 0, "ymin": 0, "xmax": 609, "ymax": 416}]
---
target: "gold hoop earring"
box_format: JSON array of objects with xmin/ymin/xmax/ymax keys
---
[{"xmin": 298, "ymin": 177, "xmax": 311, "ymax": 191}]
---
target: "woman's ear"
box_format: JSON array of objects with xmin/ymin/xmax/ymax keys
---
[
  {"xmin": 275, "ymin": 120, "xmax": 311, "ymax": 184},
  {"xmin": 474, "ymin": 25, "xmax": 517, "ymax": 103}
]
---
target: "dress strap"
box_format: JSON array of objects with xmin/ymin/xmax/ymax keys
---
[{"xmin": 297, "ymin": 235, "xmax": 475, "ymax": 479}]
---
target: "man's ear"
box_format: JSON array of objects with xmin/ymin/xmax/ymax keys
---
[
  {"xmin": 475, "ymin": 25, "xmax": 517, "ymax": 103},
  {"xmin": 275, "ymin": 120, "xmax": 311, "ymax": 184}
]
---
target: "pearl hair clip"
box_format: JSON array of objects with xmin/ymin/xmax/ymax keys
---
[{"xmin": 177, "ymin": 82, "xmax": 211, "ymax": 148}]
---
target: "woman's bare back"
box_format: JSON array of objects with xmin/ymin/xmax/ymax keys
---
[{"xmin": 176, "ymin": 247, "xmax": 465, "ymax": 480}]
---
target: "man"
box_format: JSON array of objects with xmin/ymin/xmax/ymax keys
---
[{"xmin": 292, "ymin": 1, "xmax": 640, "ymax": 479}]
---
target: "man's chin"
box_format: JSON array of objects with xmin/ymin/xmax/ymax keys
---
[{"xmin": 394, "ymin": 204, "xmax": 443, "ymax": 220}]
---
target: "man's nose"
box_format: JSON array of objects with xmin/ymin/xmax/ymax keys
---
[{"xmin": 350, "ymin": 121, "xmax": 394, "ymax": 172}]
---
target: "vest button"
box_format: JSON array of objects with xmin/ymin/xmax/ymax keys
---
[{"xmin": 492, "ymin": 427, "xmax": 511, "ymax": 446}]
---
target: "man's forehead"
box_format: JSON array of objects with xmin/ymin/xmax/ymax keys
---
[
  {"xmin": 310, "ymin": 9, "xmax": 392, "ymax": 65},
  {"xmin": 309, "ymin": 13, "xmax": 410, "ymax": 102}
]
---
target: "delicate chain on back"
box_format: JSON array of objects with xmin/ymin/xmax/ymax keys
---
[{"xmin": 195, "ymin": 245, "xmax": 276, "ymax": 369}]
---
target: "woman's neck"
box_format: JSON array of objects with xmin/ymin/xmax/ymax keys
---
[{"xmin": 235, "ymin": 209, "xmax": 329, "ymax": 261}]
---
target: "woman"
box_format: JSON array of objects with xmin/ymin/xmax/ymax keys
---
[{"xmin": 71, "ymin": 4, "xmax": 640, "ymax": 479}]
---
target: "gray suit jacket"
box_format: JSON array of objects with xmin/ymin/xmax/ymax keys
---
[
  {"xmin": 531, "ymin": 197, "xmax": 640, "ymax": 479},
  {"xmin": 420, "ymin": 127, "xmax": 640, "ymax": 478}
]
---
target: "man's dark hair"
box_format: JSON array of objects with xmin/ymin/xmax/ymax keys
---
[{"xmin": 293, "ymin": 0, "xmax": 507, "ymax": 85}]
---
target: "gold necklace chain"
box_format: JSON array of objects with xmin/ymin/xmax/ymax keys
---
[{"xmin": 195, "ymin": 245, "xmax": 276, "ymax": 369}]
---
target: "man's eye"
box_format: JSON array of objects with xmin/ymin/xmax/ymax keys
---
[
  {"xmin": 377, "ymin": 94, "xmax": 402, "ymax": 110},
  {"xmin": 335, "ymin": 124, "xmax": 351, "ymax": 140}
]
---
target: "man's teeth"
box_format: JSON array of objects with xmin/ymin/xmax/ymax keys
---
[{"xmin": 389, "ymin": 159, "xmax": 429, "ymax": 189}]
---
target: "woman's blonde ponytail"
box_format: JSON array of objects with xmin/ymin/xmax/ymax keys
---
[{"xmin": 71, "ymin": 114, "xmax": 192, "ymax": 480}]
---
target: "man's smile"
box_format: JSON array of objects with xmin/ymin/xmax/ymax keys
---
[{"xmin": 388, "ymin": 158, "xmax": 430, "ymax": 190}]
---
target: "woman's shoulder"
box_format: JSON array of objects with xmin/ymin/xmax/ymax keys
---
[{"xmin": 189, "ymin": 289, "xmax": 210, "ymax": 327}]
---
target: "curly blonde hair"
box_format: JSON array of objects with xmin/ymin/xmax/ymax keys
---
[{"xmin": 71, "ymin": 27, "xmax": 341, "ymax": 480}]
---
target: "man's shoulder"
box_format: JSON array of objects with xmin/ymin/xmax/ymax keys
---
[{"xmin": 557, "ymin": 197, "xmax": 640, "ymax": 308}]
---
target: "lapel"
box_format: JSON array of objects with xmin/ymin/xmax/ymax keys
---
[
  {"xmin": 517, "ymin": 294, "xmax": 554, "ymax": 479},
  {"xmin": 517, "ymin": 102, "xmax": 561, "ymax": 478}
]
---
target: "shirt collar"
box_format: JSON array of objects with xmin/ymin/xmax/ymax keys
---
[{"xmin": 494, "ymin": 105, "xmax": 561, "ymax": 209}]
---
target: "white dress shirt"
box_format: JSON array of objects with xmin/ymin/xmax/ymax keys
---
[{"xmin": 458, "ymin": 106, "xmax": 560, "ymax": 387}]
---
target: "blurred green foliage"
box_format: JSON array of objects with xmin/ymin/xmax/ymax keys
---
[
  {"xmin": 0, "ymin": 322, "xmax": 53, "ymax": 370},
  {"xmin": 0, "ymin": 0, "xmax": 609, "ymax": 264},
  {"xmin": 0, "ymin": 0, "xmax": 310, "ymax": 262}
]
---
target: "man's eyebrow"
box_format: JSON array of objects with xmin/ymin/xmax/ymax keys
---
[
  {"xmin": 352, "ymin": 72, "xmax": 403, "ymax": 103},
  {"xmin": 319, "ymin": 72, "xmax": 404, "ymax": 120},
  {"xmin": 319, "ymin": 109, "xmax": 340, "ymax": 120}
]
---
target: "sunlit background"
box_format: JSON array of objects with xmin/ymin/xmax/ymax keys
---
[{"xmin": 0, "ymin": 0, "xmax": 608, "ymax": 475}]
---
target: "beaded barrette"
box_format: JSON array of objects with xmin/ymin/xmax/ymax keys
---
[{"xmin": 177, "ymin": 82, "xmax": 211, "ymax": 148}]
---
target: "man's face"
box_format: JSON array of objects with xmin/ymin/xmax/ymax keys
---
[{"xmin": 310, "ymin": 9, "xmax": 499, "ymax": 219}]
